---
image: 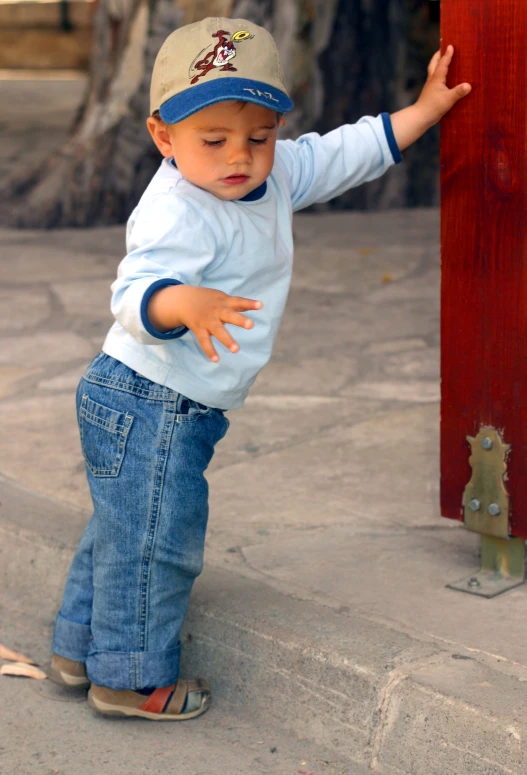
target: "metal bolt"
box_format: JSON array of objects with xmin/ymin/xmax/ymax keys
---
[
  {"xmin": 488, "ymin": 503, "xmax": 501, "ymax": 516},
  {"xmin": 468, "ymin": 577, "xmax": 481, "ymax": 588},
  {"xmin": 481, "ymin": 436, "xmax": 494, "ymax": 450},
  {"xmin": 468, "ymin": 498, "xmax": 481, "ymax": 512}
]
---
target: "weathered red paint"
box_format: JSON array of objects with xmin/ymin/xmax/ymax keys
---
[{"xmin": 440, "ymin": 0, "xmax": 527, "ymax": 537}]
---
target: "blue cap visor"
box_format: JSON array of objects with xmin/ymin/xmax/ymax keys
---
[{"xmin": 159, "ymin": 77, "xmax": 294, "ymax": 124}]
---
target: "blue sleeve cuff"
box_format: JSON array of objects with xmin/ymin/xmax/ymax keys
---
[
  {"xmin": 140, "ymin": 279, "xmax": 189, "ymax": 340},
  {"xmin": 381, "ymin": 113, "xmax": 403, "ymax": 165}
]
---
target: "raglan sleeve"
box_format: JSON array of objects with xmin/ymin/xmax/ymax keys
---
[
  {"xmin": 110, "ymin": 193, "xmax": 217, "ymax": 345},
  {"xmin": 276, "ymin": 113, "xmax": 402, "ymax": 212}
]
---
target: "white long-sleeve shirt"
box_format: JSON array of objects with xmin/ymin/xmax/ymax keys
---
[{"xmin": 103, "ymin": 113, "xmax": 402, "ymax": 409}]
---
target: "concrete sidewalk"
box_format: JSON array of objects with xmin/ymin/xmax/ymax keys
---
[{"xmin": 2, "ymin": 206, "xmax": 527, "ymax": 775}]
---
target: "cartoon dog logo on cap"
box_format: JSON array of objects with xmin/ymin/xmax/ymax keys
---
[{"xmin": 189, "ymin": 30, "xmax": 253, "ymax": 85}]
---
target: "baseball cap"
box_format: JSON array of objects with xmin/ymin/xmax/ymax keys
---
[{"xmin": 150, "ymin": 17, "xmax": 294, "ymax": 123}]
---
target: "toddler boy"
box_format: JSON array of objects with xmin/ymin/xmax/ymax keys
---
[{"xmin": 49, "ymin": 17, "xmax": 470, "ymax": 720}]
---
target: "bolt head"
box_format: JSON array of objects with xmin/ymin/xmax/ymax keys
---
[
  {"xmin": 488, "ymin": 503, "xmax": 501, "ymax": 516},
  {"xmin": 481, "ymin": 436, "xmax": 494, "ymax": 450},
  {"xmin": 468, "ymin": 577, "xmax": 481, "ymax": 588},
  {"xmin": 468, "ymin": 498, "xmax": 481, "ymax": 512}
]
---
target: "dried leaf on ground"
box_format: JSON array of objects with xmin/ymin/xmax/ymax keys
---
[
  {"xmin": 0, "ymin": 643, "xmax": 36, "ymax": 664},
  {"xmin": 0, "ymin": 662, "xmax": 47, "ymax": 679}
]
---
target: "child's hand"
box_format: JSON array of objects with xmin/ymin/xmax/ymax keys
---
[
  {"xmin": 416, "ymin": 46, "xmax": 472, "ymax": 127},
  {"xmin": 148, "ymin": 284, "xmax": 263, "ymax": 362},
  {"xmin": 390, "ymin": 46, "xmax": 471, "ymax": 152}
]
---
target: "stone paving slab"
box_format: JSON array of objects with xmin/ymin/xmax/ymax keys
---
[{"xmin": 2, "ymin": 205, "xmax": 527, "ymax": 772}]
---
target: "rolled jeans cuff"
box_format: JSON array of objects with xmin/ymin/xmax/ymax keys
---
[
  {"xmin": 52, "ymin": 612, "xmax": 92, "ymax": 663},
  {"xmin": 86, "ymin": 644, "xmax": 181, "ymax": 690}
]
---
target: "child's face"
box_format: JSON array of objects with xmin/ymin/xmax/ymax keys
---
[{"xmin": 147, "ymin": 101, "xmax": 284, "ymax": 200}]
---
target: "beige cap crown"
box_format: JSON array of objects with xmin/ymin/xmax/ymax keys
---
[{"xmin": 150, "ymin": 17, "xmax": 293, "ymax": 123}]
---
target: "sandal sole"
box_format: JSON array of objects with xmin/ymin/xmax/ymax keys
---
[{"xmin": 87, "ymin": 691, "xmax": 211, "ymax": 721}]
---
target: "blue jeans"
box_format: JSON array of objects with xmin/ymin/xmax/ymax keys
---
[{"xmin": 52, "ymin": 353, "xmax": 229, "ymax": 690}]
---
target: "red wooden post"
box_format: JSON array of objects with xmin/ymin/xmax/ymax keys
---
[{"xmin": 440, "ymin": 0, "xmax": 527, "ymax": 596}]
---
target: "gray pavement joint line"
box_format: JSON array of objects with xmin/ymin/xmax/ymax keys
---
[
  {"xmin": 3, "ymin": 274, "xmax": 116, "ymax": 289},
  {"xmin": 0, "ymin": 362, "xmax": 90, "ymax": 404},
  {"xmin": 210, "ymin": 405, "xmax": 414, "ymax": 474},
  {"xmin": 355, "ymin": 581, "xmax": 527, "ymax": 674},
  {"xmin": 235, "ymin": 525, "xmax": 455, "ymax": 545},
  {"xmin": 0, "ymin": 472, "xmax": 89, "ymax": 518},
  {"xmin": 367, "ymin": 650, "xmax": 453, "ymax": 771},
  {"xmin": 406, "ymin": 627, "xmax": 527, "ymax": 675},
  {"xmin": 46, "ymin": 284, "xmax": 69, "ymax": 323},
  {"xmin": 363, "ymin": 253, "xmax": 432, "ymax": 295},
  {"xmin": 0, "ymin": 518, "xmax": 70, "ymax": 552}
]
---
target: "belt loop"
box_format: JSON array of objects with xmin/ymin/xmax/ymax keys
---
[{"xmin": 175, "ymin": 392, "xmax": 183, "ymax": 414}]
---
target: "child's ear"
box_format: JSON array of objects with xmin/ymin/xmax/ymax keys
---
[
  {"xmin": 279, "ymin": 117, "xmax": 286, "ymax": 128},
  {"xmin": 146, "ymin": 117, "xmax": 174, "ymax": 157}
]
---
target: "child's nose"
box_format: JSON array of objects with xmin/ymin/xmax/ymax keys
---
[{"xmin": 227, "ymin": 142, "xmax": 252, "ymax": 165}]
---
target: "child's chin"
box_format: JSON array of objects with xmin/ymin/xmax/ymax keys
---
[{"xmin": 215, "ymin": 186, "xmax": 250, "ymax": 201}]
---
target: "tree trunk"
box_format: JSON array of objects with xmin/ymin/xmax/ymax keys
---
[
  {"xmin": 0, "ymin": 0, "xmax": 181, "ymax": 228},
  {"xmin": 313, "ymin": 0, "xmax": 439, "ymax": 210},
  {"xmin": 0, "ymin": 0, "xmax": 438, "ymax": 228}
]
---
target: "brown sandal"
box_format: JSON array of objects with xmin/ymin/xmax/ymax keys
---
[
  {"xmin": 87, "ymin": 678, "xmax": 211, "ymax": 720},
  {"xmin": 48, "ymin": 654, "xmax": 90, "ymax": 690}
]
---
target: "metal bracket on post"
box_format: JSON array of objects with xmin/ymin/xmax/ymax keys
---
[{"xmin": 447, "ymin": 427, "xmax": 526, "ymax": 598}]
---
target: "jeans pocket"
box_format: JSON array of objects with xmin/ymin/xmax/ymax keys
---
[{"xmin": 79, "ymin": 394, "xmax": 134, "ymax": 477}]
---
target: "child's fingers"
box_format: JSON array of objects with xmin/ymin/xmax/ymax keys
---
[
  {"xmin": 432, "ymin": 45, "xmax": 454, "ymax": 82},
  {"xmin": 444, "ymin": 82, "xmax": 471, "ymax": 111},
  {"xmin": 427, "ymin": 49, "xmax": 442, "ymax": 77},
  {"xmin": 227, "ymin": 296, "xmax": 263, "ymax": 312},
  {"xmin": 454, "ymin": 82, "xmax": 472, "ymax": 98},
  {"xmin": 220, "ymin": 309, "xmax": 254, "ymax": 330},
  {"xmin": 195, "ymin": 328, "xmax": 220, "ymax": 362},
  {"xmin": 210, "ymin": 320, "xmax": 240, "ymax": 354}
]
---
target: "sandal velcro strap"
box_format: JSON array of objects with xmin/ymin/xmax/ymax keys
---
[
  {"xmin": 138, "ymin": 685, "xmax": 175, "ymax": 714},
  {"xmin": 171, "ymin": 679, "xmax": 191, "ymax": 714}
]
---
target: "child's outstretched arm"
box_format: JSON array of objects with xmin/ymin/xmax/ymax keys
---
[
  {"xmin": 391, "ymin": 46, "xmax": 471, "ymax": 151},
  {"xmin": 276, "ymin": 46, "xmax": 471, "ymax": 213}
]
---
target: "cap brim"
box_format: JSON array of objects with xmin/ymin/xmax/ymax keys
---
[{"xmin": 159, "ymin": 77, "xmax": 294, "ymax": 123}]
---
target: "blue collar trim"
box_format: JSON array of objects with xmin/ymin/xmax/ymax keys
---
[{"xmin": 239, "ymin": 181, "xmax": 267, "ymax": 202}]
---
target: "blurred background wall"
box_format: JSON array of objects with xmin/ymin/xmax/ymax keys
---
[{"xmin": 0, "ymin": 0, "xmax": 440, "ymax": 227}]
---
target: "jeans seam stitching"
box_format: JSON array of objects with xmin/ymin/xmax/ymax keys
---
[
  {"xmin": 80, "ymin": 408, "xmax": 130, "ymax": 434},
  {"xmin": 84, "ymin": 373, "xmax": 176, "ymax": 401},
  {"xmin": 138, "ymin": 403, "xmax": 177, "ymax": 657}
]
